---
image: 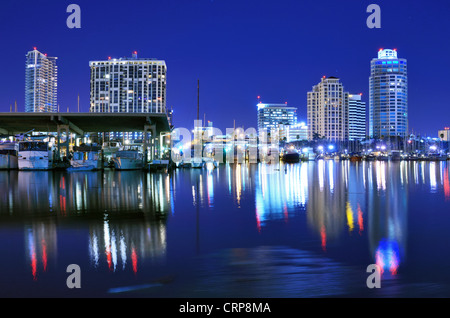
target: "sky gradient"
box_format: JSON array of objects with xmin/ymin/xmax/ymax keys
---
[{"xmin": 0, "ymin": 0, "xmax": 449, "ymax": 136}]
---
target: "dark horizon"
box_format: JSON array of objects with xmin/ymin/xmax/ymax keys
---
[{"xmin": 1, "ymin": 0, "xmax": 449, "ymax": 137}]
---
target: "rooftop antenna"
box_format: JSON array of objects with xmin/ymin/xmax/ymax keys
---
[
  {"xmin": 78, "ymin": 94, "xmax": 80, "ymax": 112},
  {"xmin": 197, "ymin": 79, "xmax": 200, "ymax": 122},
  {"xmin": 14, "ymin": 100, "xmax": 17, "ymax": 112}
]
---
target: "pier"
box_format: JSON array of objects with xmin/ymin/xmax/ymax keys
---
[{"xmin": 0, "ymin": 112, "xmax": 172, "ymax": 162}]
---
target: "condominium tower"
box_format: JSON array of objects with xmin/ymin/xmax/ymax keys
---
[
  {"xmin": 89, "ymin": 52, "xmax": 166, "ymax": 114},
  {"xmin": 307, "ymin": 76, "xmax": 349, "ymax": 141},
  {"xmin": 25, "ymin": 48, "xmax": 58, "ymax": 112},
  {"xmin": 369, "ymin": 49, "xmax": 408, "ymax": 139}
]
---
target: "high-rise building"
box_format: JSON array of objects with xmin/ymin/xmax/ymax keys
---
[
  {"xmin": 25, "ymin": 48, "xmax": 58, "ymax": 112},
  {"xmin": 307, "ymin": 76, "xmax": 349, "ymax": 141},
  {"xmin": 89, "ymin": 52, "xmax": 166, "ymax": 114},
  {"xmin": 348, "ymin": 93, "xmax": 366, "ymax": 140},
  {"xmin": 369, "ymin": 49, "xmax": 408, "ymax": 139},
  {"xmin": 257, "ymin": 103, "xmax": 297, "ymax": 137}
]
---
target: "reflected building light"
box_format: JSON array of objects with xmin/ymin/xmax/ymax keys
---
[
  {"xmin": 236, "ymin": 164, "xmax": 242, "ymax": 206},
  {"xmin": 318, "ymin": 159, "xmax": 324, "ymax": 191},
  {"xmin": 227, "ymin": 164, "xmax": 232, "ymax": 195},
  {"xmin": 321, "ymin": 225, "xmax": 327, "ymax": 251},
  {"xmin": 328, "ymin": 160, "xmax": 334, "ymax": 193},
  {"xmin": 421, "ymin": 162, "xmax": 425, "ymax": 184},
  {"xmin": 27, "ymin": 230, "xmax": 37, "ymax": 281},
  {"xmin": 159, "ymin": 175, "xmax": 164, "ymax": 211},
  {"xmin": 299, "ymin": 163, "xmax": 308, "ymax": 206},
  {"xmin": 192, "ymin": 185, "xmax": 196, "ymax": 205},
  {"xmin": 375, "ymin": 239, "xmax": 400, "ymax": 276},
  {"xmin": 430, "ymin": 162, "xmax": 437, "ymax": 192},
  {"xmin": 120, "ymin": 234, "xmax": 127, "ymax": 270},
  {"xmin": 444, "ymin": 167, "xmax": 450, "ymax": 201},
  {"xmin": 131, "ymin": 247, "xmax": 138, "ymax": 274},
  {"xmin": 376, "ymin": 162, "xmax": 386, "ymax": 191},
  {"xmin": 104, "ymin": 218, "xmax": 112, "ymax": 271},
  {"xmin": 362, "ymin": 161, "xmax": 366, "ymax": 189},
  {"xmin": 346, "ymin": 202, "xmax": 354, "ymax": 233},
  {"xmin": 414, "ymin": 162, "xmax": 419, "ymax": 185},
  {"xmin": 111, "ymin": 230, "xmax": 118, "ymax": 272},
  {"xmin": 42, "ymin": 239, "xmax": 47, "ymax": 272},
  {"xmin": 89, "ymin": 233, "xmax": 99, "ymax": 268},
  {"xmin": 207, "ymin": 171, "xmax": 214, "ymax": 207},
  {"xmin": 76, "ymin": 182, "xmax": 82, "ymax": 211},
  {"xmin": 357, "ymin": 204, "xmax": 364, "ymax": 235}
]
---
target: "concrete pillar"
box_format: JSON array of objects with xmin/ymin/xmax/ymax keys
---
[{"xmin": 57, "ymin": 124, "xmax": 70, "ymax": 162}]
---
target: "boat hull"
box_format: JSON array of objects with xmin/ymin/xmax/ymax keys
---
[
  {"xmin": 0, "ymin": 154, "xmax": 18, "ymax": 169},
  {"xmin": 69, "ymin": 159, "xmax": 102, "ymax": 171},
  {"xmin": 113, "ymin": 158, "xmax": 144, "ymax": 170},
  {"xmin": 18, "ymin": 151, "xmax": 53, "ymax": 170}
]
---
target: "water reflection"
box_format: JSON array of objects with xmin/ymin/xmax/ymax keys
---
[
  {"xmin": 0, "ymin": 170, "xmax": 172, "ymax": 279},
  {"xmin": 0, "ymin": 160, "xmax": 449, "ymax": 294}
]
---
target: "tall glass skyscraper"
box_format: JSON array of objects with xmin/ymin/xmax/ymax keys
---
[
  {"xmin": 25, "ymin": 48, "xmax": 58, "ymax": 112},
  {"xmin": 369, "ymin": 49, "xmax": 408, "ymax": 139},
  {"xmin": 348, "ymin": 93, "xmax": 366, "ymax": 140}
]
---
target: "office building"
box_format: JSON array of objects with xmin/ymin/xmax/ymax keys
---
[
  {"xmin": 348, "ymin": 93, "xmax": 366, "ymax": 140},
  {"xmin": 369, "ymin": 49, "xmax": 408, "ymax": 139},
  {"xmin": 307, "ymin": 76, "xmax": 349, "ymax": 141},
  {"xmin": 257, "ymin": 103, "xmax": 297, "ymax": 137},
  {"xmin": 25, "ymin": 48, "xmax": 58, "ymax": 112}
]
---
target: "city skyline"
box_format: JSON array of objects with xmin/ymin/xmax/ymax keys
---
[{"xmin": 1, "ymin": 0, "xmax": 449, "ymax": 136}]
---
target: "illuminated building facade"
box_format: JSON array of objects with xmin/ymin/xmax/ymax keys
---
[
  {"xmin": 257, "ymin": 103, "xmax": 297, "ymax": 137},
  {"xmin": 307, "ymin": 76, "xmax": 349, "ymax": 141},
  {"xmin": 348, "ymin": 94, "xmax": 366, "ymax": 140},
  {"xmin": 25, "ymin": 48, "xmax": 58, "ymax": 113},
  {"xmin": 89, "ymin": 52, "xmax": 166, "ymax": 114},
  {"xmin": 369, "ymin": 49, "xmax": 408, "ymax": 139}
]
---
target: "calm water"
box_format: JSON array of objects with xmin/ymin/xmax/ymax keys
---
[{"xmin": 1, "ymin": 160, "xmax": 450, "ymax": 297}]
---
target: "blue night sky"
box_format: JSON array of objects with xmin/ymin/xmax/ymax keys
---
[{"xmin": 0, "ymin": 0, "xmax": 449, "ymax": 136}]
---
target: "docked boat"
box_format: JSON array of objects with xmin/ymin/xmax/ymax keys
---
[
  {"xmin": 428, "ymin": 153, "xmax": 447, "ymax": 161},
  {"xmin": 112, "ymin": 149, "xmax": 144, "ymax": 170},
  {"xmin": 18, "ymin": 141, "xmax": 53, "ymax": 170},
  {"xmin": 68, "ymin": 144, "xmax": 103, "ymax": 171},
  {"xmin": 364, "ymin": 154, "xmax": 376, "ymax": 161},
  {"xmin": 0, "ymin": 142, "xmax": 18, "ymax": 169},
  {"xmin": 350, "ymin": 153, "xmax": 363, "ymax": 162},
  {"xmin": 281, "ymin": 149, "xmax": 300, "ymax": 163},
  {"xmin": 102, "ymin": 141, "xmax": 123, "ymax": 167}
]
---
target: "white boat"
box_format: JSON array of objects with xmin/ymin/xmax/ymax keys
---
[
  {"xmin": 0, "ymin": 142, "xmax": 19, "ymax": 169},
  {"xmin": 18, "ymin": 141, "xmax": 53, "ymax": 170},
  {"xmin": 112, "ymin": 150, "xmax": 144, "ymax": 170},
  {"xmin": 102, "ymin": 141, "xmax": 123, "ymax": 167},
  {"xmin": 68, "ymin": 144, "xmax": 103, "ymax": 171}
]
